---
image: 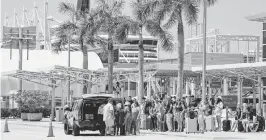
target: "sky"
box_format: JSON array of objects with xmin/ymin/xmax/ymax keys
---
[{"xmin": 1, "ymin": 0, "xmax": 266, "ymax": 59}]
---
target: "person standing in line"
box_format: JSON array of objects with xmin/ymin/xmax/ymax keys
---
[
  {"xmin": 124, "ymin": 101, "xmax": 132, "ymax": 135},
  {"xmin": 140, "ymin": 97, "xmax": 147, "ymax": 129},
  {"xmin": 132, "ymin": 101, "xmax": 140, "ymax": 135},
  {"xmin": 154, "ymin": 98, "xmax": 162, "ymax": 132},
  {"xmin": 230, "ymin": 107, "xmax": 243, "ymax": 132},
  {"xmin": 214, "ymin": 96, "xmax": 223, "ymax": 132},
  {"xmin": 128, "ymin": 96, "xmax": 134, "ymax": 105},
  {"xmin": 149, "ymin": 101, "xmax": 157, "ymax": 132},
  {"xmin": 103, "ymin": 98, "xmax": 115, "ymax": 135},
  {"xmin": 165, "ymin": 96, "xmax": 173, "ymax": 132},
  {"xmin": 197, "ymin": 100, "xmax": 207, "ymax": 133},
  {"xmin": 114, "ymin": 102, "xmax": 123, "ymax": 135}
]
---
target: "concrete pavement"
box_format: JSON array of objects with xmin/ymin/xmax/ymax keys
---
[
  {"xmin": 1, "ymin": 118, "xmax": 266, "ymax": 140},
  {"xmin": 1, "ymin": 122, "xmax": 204, "ymax": 140}
]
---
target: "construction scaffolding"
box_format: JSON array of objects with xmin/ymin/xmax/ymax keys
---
[{"xmin": 185, "ymin": 28, "xmax": 260, "ymax": 62}]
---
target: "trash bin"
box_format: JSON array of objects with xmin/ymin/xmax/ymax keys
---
[{"xmin": 55, "ymin": 107, "xmax": 63, "ymax": 122}]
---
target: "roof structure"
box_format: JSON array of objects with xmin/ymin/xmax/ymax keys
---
[
  {"xmin": 192, "ymin": 62, "xmax": 266, "ymax": 82},
  {"xmin": 245, "ymin": 12, "xmax": 266, "ymax": 22}
]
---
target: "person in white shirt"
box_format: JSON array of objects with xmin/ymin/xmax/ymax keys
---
[
  {"xmin": 214, "ymin": 96, "xmax": 223, "ymax": 132},
  {"xmin": 103, "ymin": 98, "xmax": 115, "ymax": 135}
]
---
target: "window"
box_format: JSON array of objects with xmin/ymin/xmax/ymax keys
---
[
  {"xmin": 263, "ymin": 23, "xmax": 266, "ymax": 30},
  {"xmin": 263, "ymin": 31, "xmax": 266, "ymax": 44},
  {"xmin": 263, "ymin": 45, "xmax": 266, "ymax": 61}
]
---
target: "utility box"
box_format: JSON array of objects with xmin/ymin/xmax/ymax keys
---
[{"xmin": 55, "ymin": 107, "xmax": 63, "ymax": 122}]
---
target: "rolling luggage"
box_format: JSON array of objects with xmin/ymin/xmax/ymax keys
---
[
  {"xmin": 237, "ymin": 120, "xmax": 244, "ymax": 132},
  {"xmin": 185, "ymin": 118, "xmax": 199, "ymax": 134},
  {"xmin": 146, "ymin": 116, "xmax": 152, "ymax": 130},
  {"xmin": 222, "ymin": 120, "xmax": 231, "ymax": 132},
  {"xmin": 206, "ymin": 116, "xmax": 216, "ymax": 131},
  {"xmin": 256, "ymin": 116, "xmax": 265, "ymax": 132},
  {"xmin": 120, "ymin": 125, "xmax": 126, "ymax": 135}
]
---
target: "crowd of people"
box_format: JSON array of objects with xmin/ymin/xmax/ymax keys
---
[{"xmin": 100, "ymin": 93, "xmax": 229, "ymax": 136}]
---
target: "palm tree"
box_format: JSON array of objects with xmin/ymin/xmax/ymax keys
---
[
  {"xmin": 115, "ymin": 0, "xmax": 174, "ymax": 101},
  {"xmin": 95, "ymin": 0, "xmax": 132, "ymax": 96},
  {"xmin": 52, "ymin": 2, "xmax": 106, "ymax": 94},
  {"xmin": 142, "ymin": 0, "xmax": 217, "ymax": 99}
]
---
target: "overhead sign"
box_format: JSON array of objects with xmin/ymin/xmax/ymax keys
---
[
  {"xmin": 2, "ymin": 26, "xmax": 36, "ymax": 49},
  {"xmin": 222, "ymin": 95, "xmax": 237, "ymax": 108},
  {"xmin": 210, "ymin": 81, "xmax": 221, "ymax": 88}
]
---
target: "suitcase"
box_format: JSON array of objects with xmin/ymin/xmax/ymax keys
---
[
  {"xmin": 146, "ymin": 116, "xmax": 152, "ymax": 130},
  {"xmin": 120, "ymin": 125, "xmax": 126, "ymax": 135},
  {"xmin": 206, "ymin": 116, "xmax": 216, "ymax": 131},
  {"xmin": 222, "ymin": 120, "xmax": 231, "ymax": 132},
  {"xmin": 237, "ymin": 120, "xmax": 244, "ymax": 132},
  {"xmin": 186, "ymin": 118, "xmax": 200, "ymax": 134}
]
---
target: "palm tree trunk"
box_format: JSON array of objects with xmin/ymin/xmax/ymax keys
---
[
  {"xmin": 107, "ymin": 33, "xmax": 114, "ymax": 95},
  {"xmin": 177, "ymin": 21, "xmax": 185, "ymax": 99},
  {"xmin": 138, "ymin": 26, "xmax": 144, "ymax": 102},
  {"xmin": 81, "ymin": 38, "xmax": 89, "ymax": 94}
]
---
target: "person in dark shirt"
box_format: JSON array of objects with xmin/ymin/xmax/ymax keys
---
[
  {"xmin": 165, "ymin": 96, "xmax": 173, "ymax": 132},
  {"xmin": 128, "ymin": 96, "xmax": 134, "ymax": 105}
]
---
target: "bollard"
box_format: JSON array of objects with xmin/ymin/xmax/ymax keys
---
[
  {"xmin": 47, "ymin": 121, "xmax": 54, "ymax": 137},
  {"xmin": 3, "ymin": 118, "xmax": 10, "ymax": 133}
]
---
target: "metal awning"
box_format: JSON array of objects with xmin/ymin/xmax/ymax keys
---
[{"xmin": 192, "ymin": 62, "xmax": 266, "ymax": 81}]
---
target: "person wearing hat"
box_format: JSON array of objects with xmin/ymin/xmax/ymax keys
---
[
  {"xmin": 214, "ymin": 96, "xmax": 223, "ymax": 132},
  {"xmin": 124, "ymin": 101, "xmax": 132, "ymax": 135}
]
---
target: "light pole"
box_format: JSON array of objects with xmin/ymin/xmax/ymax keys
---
[{"xmin": 202, "ymin": 0, "xmax": 207, "ymax": 103}]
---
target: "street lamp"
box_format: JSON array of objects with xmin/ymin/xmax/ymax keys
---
[{"xmin": 202, "ymin": 0, "xmax": 207, "ymax": 104}]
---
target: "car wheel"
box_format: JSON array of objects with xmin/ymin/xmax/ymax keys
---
[
  {"xmin": 64, "ymin": 123, "xmax": 72, "ymax": 135},
  {"xmin": 99, "ymin": 128, "xmax": 105, "ymax": 136},
  {"xmin": 73, "ymin": 122, "xmax": 80, "ymax": 136}
]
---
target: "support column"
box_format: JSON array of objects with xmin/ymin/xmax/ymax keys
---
[
  {"xmin": 148, "ymin": 80, "xmax": 151, "ymax": 99},
  {"xmin": 185, "ymin": 80, "xmax": 190, "ymax": 105},
  {"xmin": 223, "ymin": 78, "xmax": 229, "ymax": 95},
  {"xmin": 191, "ymin": 82, "xmax": 195, "ymax": 96},
  {"xmin": 127, "ymin": 79, "xmax": 130, "ymax": 98},
  {"xmin": 173, "ymin": 78, "xmax": 176, "ymax": 96},
  {"xmin": 51, "ymin": 80, "xmax": 56, "ymax": 121},
  {"xmin": 237, "ymin": 77, "xmax": 244, "ymax": 109},
  {"xmin": 208, "ymin": 79, "xmax": 212, "ymax": 100},
  {"xmin": 258, "ymin": 77, "xmax": 262, "ymax": 115},
  {"xmin": 87, "ymin": 82, "xmax": 91, "ymax": 94}
]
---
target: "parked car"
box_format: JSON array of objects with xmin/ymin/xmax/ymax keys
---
[{"xmin": 64, "ymin": 94, "xmax": 122, "ymax": 136}]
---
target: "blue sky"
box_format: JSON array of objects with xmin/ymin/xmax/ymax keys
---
[{"xmin": 1, "ymin": 0, "xmax": 266, "ymax": 58}]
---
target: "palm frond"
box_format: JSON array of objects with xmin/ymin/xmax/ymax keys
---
[
  {"xmin": 183, "ymin": 0, "xmax": 199, "ymax": 25},
  {"xmin": 153, "ymin": 1, "xmax": 173, "ymax": 23},
  {"xmin": 111, "ymin": 0, "xmax": 125, "ymax": 16},
  {"xmin": 114, "ymin": 16, "xmax": 140, "ymax": 43},
  {"xmin": 58, "ymin": 2, "xmax": 77, "ymax": 16},
  {"xmin": 145, "ymin": 20, "xmax": 174, "ymax": 52},
  {"xmin": 163, "ymin": 8, "xmax": 180, "ymax": 29},
  {"xmin": 140, "ymin": 0, "xmax": 161, "ymax": 18}
]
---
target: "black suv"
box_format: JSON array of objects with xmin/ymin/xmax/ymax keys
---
[{"xmin": 64, "ymin": 94, "xmax": 117, "ymax": 136}]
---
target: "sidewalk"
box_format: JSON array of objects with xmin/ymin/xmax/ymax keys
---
[
  {"xmin": 2, "ymin": 118, "xmax": 266, "ymax": 140},
  {"xmin": 141, "ymin": 130, "xmax": 266, "ymax": 140}
]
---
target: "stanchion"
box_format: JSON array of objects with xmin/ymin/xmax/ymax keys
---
[
  {"xmin": 47, "ymin": 121, "xmax": 54, "ymax": 137},
  {"xmin": 3, "ymin": 118, "xmax": 10, "ymax": 133}
]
